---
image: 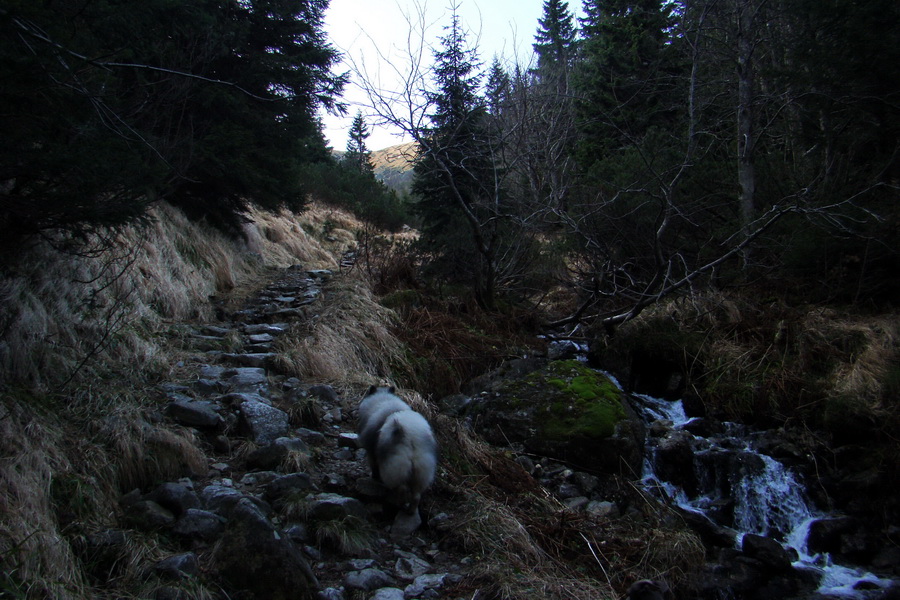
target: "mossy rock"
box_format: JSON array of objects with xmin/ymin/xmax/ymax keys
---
[{"xmin": 466, "ymin": 360, "xmax": 642, "ymax": 474}]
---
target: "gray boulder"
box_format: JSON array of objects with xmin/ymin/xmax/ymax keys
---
[{"xmin": 239, "ymin": 399, "xmax": 289, "ymax": 444}]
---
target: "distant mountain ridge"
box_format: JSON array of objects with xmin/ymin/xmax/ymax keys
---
[{"xmin": 371, "ymin": 142, "xmax": 417, "ymax": 194}]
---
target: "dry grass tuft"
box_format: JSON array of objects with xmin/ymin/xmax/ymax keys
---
[
  {"xmin": 272, "ymin": 272, "xmax": 408, "ymax": 387},
  {"xmin": 244, "ymin": 205, "xmax": 341, "ymax": 270},
  {"xmin": 0, "ymin": 396, "xmax": 89, "ymax": 599},
  {"xmin": 95, "ymin": 405, "xmax": 207, "ymax": 493},
  {"xmin": 313, "ymin": 515, "xmax": 375, "ymax": 555}
]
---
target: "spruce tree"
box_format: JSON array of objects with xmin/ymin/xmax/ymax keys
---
[
  {"xmin": 575, "ymin": 0, "xmax": 679, "ymax": 173},
  {"xmin": 412, "ymin": 8, "xmax": 500, "ymax": 308},
  {"xmin": 533, "ymin": 0, "xmax": 578, "ymax": 77},
  {"xmin": 344, "ymin": 111, "xmax": 374, "ymax": 174}
]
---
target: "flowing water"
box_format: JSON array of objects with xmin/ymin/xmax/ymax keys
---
[{"xmin": 626, "ymin": 385, "xmax": 895, "ymax": 598}]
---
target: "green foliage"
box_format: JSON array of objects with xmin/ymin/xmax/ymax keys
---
[
  {"xmin": 0, "ymin": 0, "xmax": 345, "ymax": 242},
  {"xmin": 343, "ymin": 111, "xmax": 375, "ymax": 174},
  {"xmin": 300, "ymin": 160, "xmax": 412, "ymax": 232},
  {"xmin": 533, "ymin": 0, "xmax": 578, "ymax": 74}
]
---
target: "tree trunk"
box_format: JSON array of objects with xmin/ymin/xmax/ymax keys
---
[{"xmin": 736, "ymin": 0, "xmax": 757, "ymax": 268}]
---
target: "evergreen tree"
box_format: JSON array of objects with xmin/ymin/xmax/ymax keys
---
[
  {"xmin": 485, "ymin": 59, "xmax": 512, "ymax": 117},
  {"xmin": 412, "ymin": 7, "xmax": 501, "ymax": 308},
  {"xmin": 0, "ymin": 0, "xmax": 346, "ymax": 243},
  {"xmin": 533, "ymin": 0, "xmax": 578, "ymax": 77},
  {"xmin": 575, "ymin": 0, "xmax": 680, "ymax": 173},
  {"xmin": 344, "ymin": 111, "xmax": 374, "ymax": 174}
]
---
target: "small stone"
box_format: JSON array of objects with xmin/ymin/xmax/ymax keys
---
[
  {"xmin": 585, "ymin": 500, "xmax": 619, "ymax": 518},
  {"xmin": 564, "ymin": 496, "xmax": 589, "ymax": 510},
  {"xmin": 338, "ymin": 432, "xmax": 359, "ymax": 448},
  {"xmin": 371, "ymin": 588, "xmax": 405, "ymax": 600},
  {"xmin": 403, "ymin": 574, "xmax": 447, "ymax": 599},
  {"xmin": 297, "ymin": 428, "xmax": 327, "ymax": 445},
  {"xmin": 394, "ymin": 555, "xmax": 431, "ymax": 581},
  {"xmin": 333, "ymin": 448, "xmax": 354, "ymax": 461},
  {"xmin": 307, "ymin": 493, "xmax": 368, "ymax": 521},
  {"xmin": 317, "ymin": 588, "xmax": 344, "ymax": 600},
  {"xmin": 344, "ymin": 569, "xmax": 395, "ymax": 592},
  {"xmin": 347, "ymin": 558, "xmax": 377, "ymax": 570}
]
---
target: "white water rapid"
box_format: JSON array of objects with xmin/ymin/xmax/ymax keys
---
[{"xmin": 630, "ymin": 388, "xmax": 895, "ymax": 599}]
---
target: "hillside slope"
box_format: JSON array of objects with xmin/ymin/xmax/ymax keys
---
[{"xmin": 371, "ymin": 142, "xmax": 417, "ymax": 194}]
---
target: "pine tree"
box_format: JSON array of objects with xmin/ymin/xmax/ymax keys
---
[{"xmin": 344, "ymin": 111, "xmax": 374, "ymax": 174}]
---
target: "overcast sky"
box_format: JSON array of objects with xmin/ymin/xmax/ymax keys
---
[{"xmin": 321, "ymin": 0, "xmax": 551, "ymax": 151}]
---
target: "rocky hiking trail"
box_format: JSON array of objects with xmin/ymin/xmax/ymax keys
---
[{"xmin": 137, "ymin": 263, "xmax": 476, "ymax": 600}]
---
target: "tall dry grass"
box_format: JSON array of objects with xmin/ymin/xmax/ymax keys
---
[
  {"xmin": 272, "ymin": 270, "xmax": 408, "ymax": 392},
  {"xmin": 0, "ymin": 202, "xmax": 349, "ymax": 391}
]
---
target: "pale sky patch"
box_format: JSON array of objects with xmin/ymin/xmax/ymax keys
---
[{"xmin": 321, "ymin": 0, "xmax": 548, "ymax": 151}]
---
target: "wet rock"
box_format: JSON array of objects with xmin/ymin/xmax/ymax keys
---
[
  {"xmin": 681, "ymin": 417, "xmax": 724, "ymax": 438},
  {"xmin": 655, "ymin": 430, "xmax": 697, "ymax": 496},
  {"xmin": 678, "ymin": 508, "xmax": 737, "ymax": 548},
  {"xmin": 807, "ymin": 517, "xmax": 860, "ymax": 555},
  {"xmin": 742, "ymin": 534, "xmax": 794, "ymax": 573}
]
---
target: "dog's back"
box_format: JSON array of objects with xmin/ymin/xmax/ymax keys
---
[
  {"xmin": 356, "ymin": 385, "xmax": 437, "ymax": 518},
  {"xmin": 376, "ymin": 410, "xmax": 437, "ymax": 512}
]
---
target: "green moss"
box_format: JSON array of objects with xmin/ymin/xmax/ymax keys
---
[{"xmin": 531, "ymin": 360, "xmax": 625, "ymax": 440}]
